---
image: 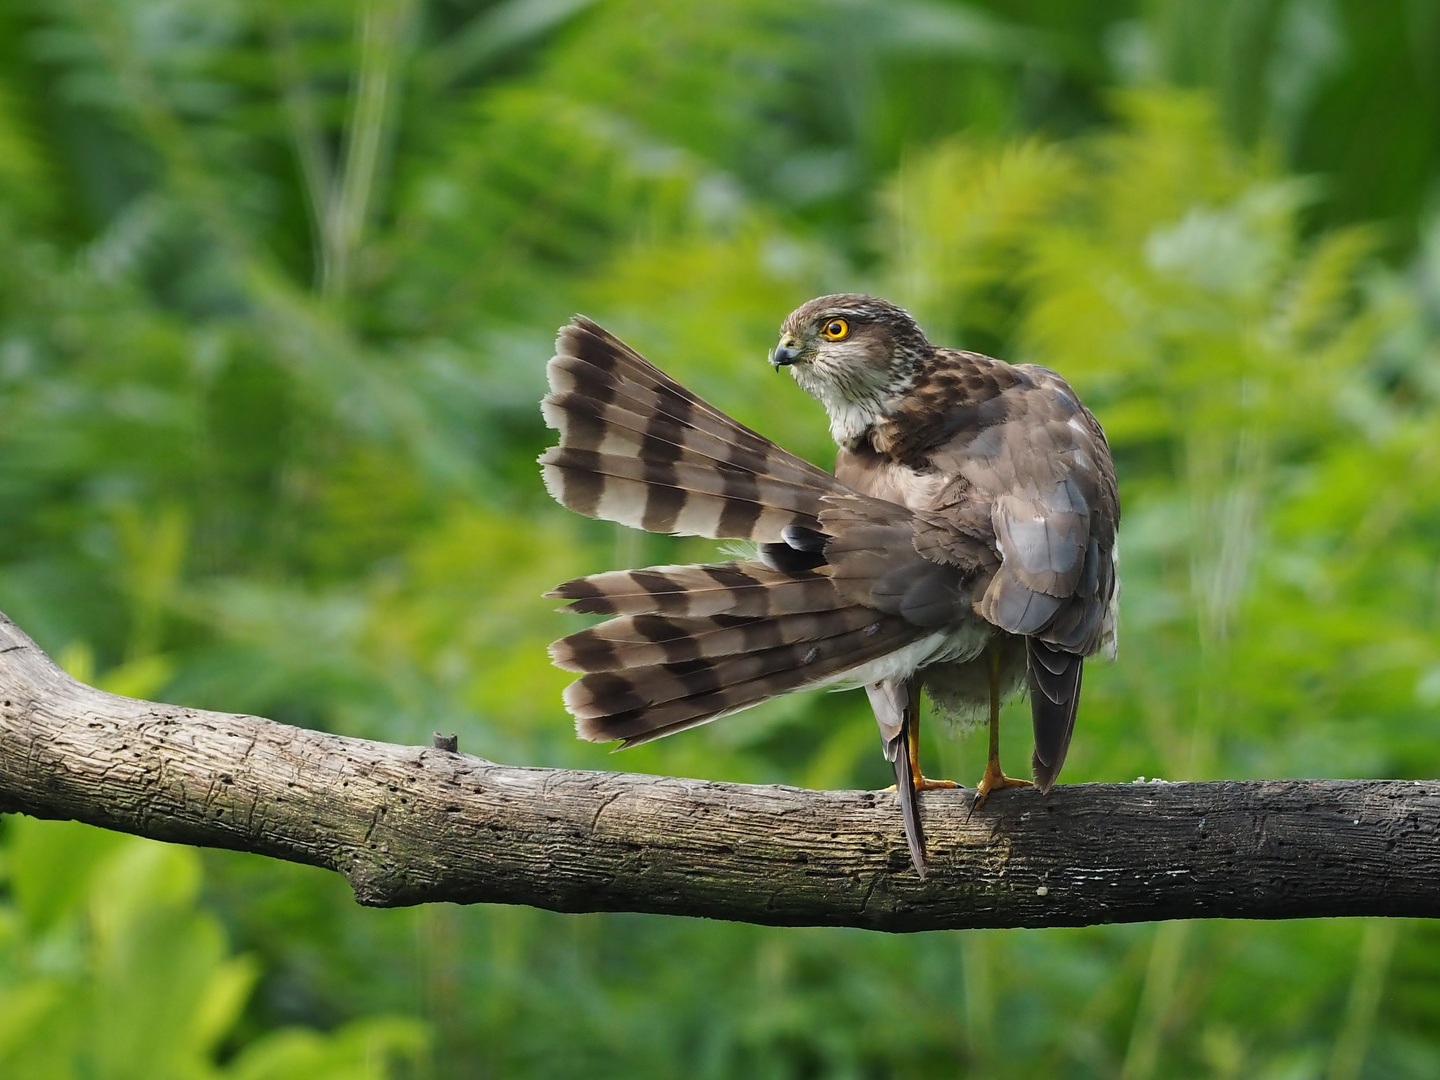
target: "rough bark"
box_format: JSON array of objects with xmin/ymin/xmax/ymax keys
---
[{"xmin": 0, "ymin": 609, "xmax": 1435, "ymax": 931}]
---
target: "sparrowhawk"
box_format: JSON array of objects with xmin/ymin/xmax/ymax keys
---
[{"xmin": 540, "ymin": 295, "xmax": 1120, "ymax": 875}]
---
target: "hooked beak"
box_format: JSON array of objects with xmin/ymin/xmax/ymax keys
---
[{"xmin": 770, "ymin": 340, "xmax": 801, "ymax": 369}]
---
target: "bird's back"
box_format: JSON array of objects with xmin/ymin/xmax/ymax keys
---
[{"xmin": 841, "ymin": 348, "xmax": 1119, "ymax": 659}]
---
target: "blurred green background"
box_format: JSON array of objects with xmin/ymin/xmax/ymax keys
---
[{"xmin": 2, "ymin": 0, "xmax": 1440, "ymax": 1076}]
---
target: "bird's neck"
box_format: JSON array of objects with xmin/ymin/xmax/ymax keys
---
[
  {"xmin": 860, "ymin": 349, "xmax": 1022, "ymax": 466},
  {"xmin": 827, "ymin": 396, "xmax": 892, "ymax": 450},
  {"xmin": 802, "ymin": 355, "xmax": 935, "ymax": 453},
  {"xmin": 791, "ymin": 365, "xmax": 909, "ymax": 450}
]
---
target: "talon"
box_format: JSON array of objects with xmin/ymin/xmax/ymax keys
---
[{"xmin": 967, "ymin": 757, "xmax": 1032, "ymax": 819}]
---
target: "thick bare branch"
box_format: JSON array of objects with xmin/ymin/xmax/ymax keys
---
[{"xmin": 0, "ymin": 609, "xmax": 1436, "ymax": 930}]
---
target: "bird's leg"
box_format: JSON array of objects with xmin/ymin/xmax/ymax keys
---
[
  {"xmin": 878, "ymin": 683, "xmax": 957, "ymax": 794},
  {"xmin": 971, "ymin": 644, "xmax": 1032, "ymax": 813},
  {"xmin": 908, "ymin": 681, "xmax": 958, "ymax": 793}
]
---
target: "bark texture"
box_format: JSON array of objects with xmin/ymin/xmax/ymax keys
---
[{"xmin": 0, "ymin": 609, "xmax": 1436, "ymax": 930}]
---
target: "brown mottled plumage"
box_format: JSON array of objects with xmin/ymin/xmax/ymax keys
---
[{"xmin": 540, "ymin": 295, "xmax": 1120, "ymax": 875}]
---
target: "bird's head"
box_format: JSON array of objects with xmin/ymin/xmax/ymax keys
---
[{"xmin": 771, "ymin": 294, "xmax": 932, "ymax": 446}]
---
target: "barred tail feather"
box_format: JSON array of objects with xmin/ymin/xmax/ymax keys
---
[
  {"xmin": 541, "ymin": 390, "xmax": 828, "ymax": 496},
  {"xmin": 541, "ymin": 317, "xmax": 847, "ymax": 541},
  {"xmin": 538, "ymin": 448, "xmax": 829, "ymax": 540},
  {"xmin": 549, "ymin": 559, "xmax": 928, "ymax": 746},
  {"xmin": 552, "ymin": 318, "xmax": 783, "ymax": 453},
  {"xmin": 552, "ymin": 606, "xmax": 894, "ymax": 674},
  {"xmin": 563, "ymin": 612, "xmax": 925, "ymax": 747},
  {"xmin": 547, "ymin": 561, "xmax": 842, "ymax": 619}
]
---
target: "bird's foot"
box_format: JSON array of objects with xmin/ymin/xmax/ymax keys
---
[
  {"xmin": 915, "ymin": 775, "xmax": 959, "ymax": 792},
  {"xmin": 968, "ymin": 759, "xmax": 1032, "ymax": 817},
  {"xmin": 878, "ymin": 775, "xmax": 958, "ymax": 794}
]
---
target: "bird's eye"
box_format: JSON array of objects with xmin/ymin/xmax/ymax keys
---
[{"xmin": 820, "ymin": 318, "xmax": 849, "ymax": 341}]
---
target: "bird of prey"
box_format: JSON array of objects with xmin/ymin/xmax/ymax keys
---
[{"xmin": 539, "ymin": 295, "xmax": 1119, "ymax": 875}]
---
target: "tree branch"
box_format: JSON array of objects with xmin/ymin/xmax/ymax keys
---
[{"xmin": 0, "ymin": 609, "xmax": 1435, "ymax": 930}]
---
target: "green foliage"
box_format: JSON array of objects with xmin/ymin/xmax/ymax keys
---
[
  {"xmin": 0, "ymin": 818, "xmax": 425, "ymax": 1080},
  {"xmin": 3, "ymin": 0, "xmax": 1440, "ymax": 1076}
]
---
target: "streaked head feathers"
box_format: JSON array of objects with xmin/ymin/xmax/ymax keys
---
[{"xmin": 771, "ymin": 294, "xmax": 934, "ymax": 447}]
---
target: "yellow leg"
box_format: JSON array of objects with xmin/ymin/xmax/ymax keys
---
[
  {"xmin": 908, "ymin": 704, "xmax": 958, "ymax": 792},
  {"xmin": 879, "ymin": 682, "xmax": 957, "ymax": 793},
  {"xmin": 971, "ymin": 646, "xmax": 1031, "ymax": 813}
]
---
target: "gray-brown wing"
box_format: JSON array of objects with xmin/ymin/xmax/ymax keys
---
[
  {"xmin": 925, "ymin": 363, "xmax": 1119, "ymax": 655},
  {"xmin": 922, "ymin": 363, "xmax": 1119, "ymax": 789},
  {"xmin": 820, "ymin": 495, "xmax": 991, "ymax": 626}
]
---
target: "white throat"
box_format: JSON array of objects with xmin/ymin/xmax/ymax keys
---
[
  {"xmin": 826, "ymin": 397, "xmax": 883, "ymax": 447},
  {"xmin": 790, "ymin": 361, "xmax": 907, "ymax": 449}
]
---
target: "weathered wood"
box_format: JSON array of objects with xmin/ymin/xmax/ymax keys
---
[{"xmin": 0, "ymin": 609, "xmax": 1436, "ymax": 930}]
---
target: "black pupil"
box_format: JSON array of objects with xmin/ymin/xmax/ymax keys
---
[{"xmin": 828, "ymin": 322, "xmax": 842, "ymax": 335}]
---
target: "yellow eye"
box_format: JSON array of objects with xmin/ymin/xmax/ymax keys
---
[{"xmin": 820, "ymin": 318, "xmax": 849, "ymax": 340}]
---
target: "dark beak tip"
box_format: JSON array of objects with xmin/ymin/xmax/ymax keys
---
[{"xmin": 771, "ymin": 343, "xmax": 799, "ymax": 368}]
